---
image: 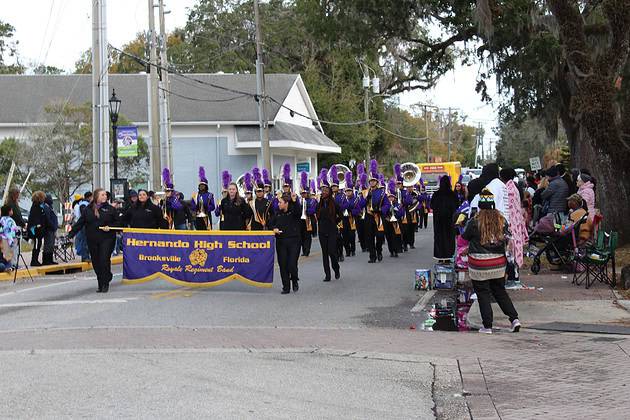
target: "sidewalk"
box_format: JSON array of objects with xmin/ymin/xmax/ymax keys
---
[{"xmin": 467, "ymin": 265, "xmax": 630, "ymax": 333}]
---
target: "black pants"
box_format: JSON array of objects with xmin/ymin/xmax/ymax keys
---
[
  {"xmin": 194, "ymin": 217, "xmax": 212, "ymax": 230},
  {"xmin": 364, "ymin": 215, "xmax": 384, "ymax": 260},
  {"xmin": 276, "ymin": 238, "xmax": 300, "ymax": 291},
  {"xmin": 342, "ymin": 217, "xmax": 356, "ymax": 255},
  {"xmin": 31, "ymin": 236, "xmax": 43, "ymax": 262},
  {"xmin": 472, "ymin": 278, "xmax": 519, "ymax": 329},
  {"xmin": 384, "ymin": 221, "xmax": 402, "ymax": 254},
  {"xmin": 419, "ymin": 211, "xmax": 428, "ymax": 229},
  {"xmin": 403, "ymin": 222, "xmax": 417, "ymax": 246},
  {"xmin": 356, "ymin": 218, "xmax": 366, "ymax": 251},
  {"xmin": 300, "ymin": 220, "xmax": 315, "ymax": 256},
  {"xmin": 336, "ymin": 230, "xmax": 344, "ymax": 259},
  {"xmin": 319, "ymin": 232, "xmax": 339, "ymax": 279},
  {"xmin": 87, "ymin": 237, "xmax": 116, "ymax": 291}
]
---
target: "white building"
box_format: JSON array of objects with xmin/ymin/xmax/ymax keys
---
[{"xmin": 0, "ymin": 73, "xmax": 340, "ymax": 195}]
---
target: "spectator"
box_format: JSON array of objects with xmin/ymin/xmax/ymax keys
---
[
  {"xmin": 567, "ymin": 194, "xmax": 592, "ymax": 243},
  {"xmin": 541, "ymin": 165, "xmax": 569, "ymax": 215},
  {"xmin": 469, "ymin": 163, "xmax": 508, "ymax": 218},
  {"xmin": 27, "ymin": 191, "xmax": 47, "ymax": 266},
  {"xmin": 576, "ymin": 173, "xmax": 596, "ymax": 221},
  {"xmin": 500, "ymin": 168, "xmax": 529, "ymax": 284},
  {"xmin": 0, "ymin": 204, "xmax": 20, "ymax": 269},
  {"xmin": 556, "ymin": 163, "xmax": 577, "ymax": 195},
  {"xmin": 73, "ymin": 192, "xmax": 91, "ymax": 262},
  {"xmin": 4, "ymin": 187, "xmax": 25, "ymax": 228},
  {"xmin": 123, "ymin": 189, "xmax": 162, "ymax": 229},
  {"xmin": 431, "ymin": 176, "xmax": 459, "ymax": 261},
  {"xmin": 42, "ymin": 194, "xmax": 58, "ymax": 265}
]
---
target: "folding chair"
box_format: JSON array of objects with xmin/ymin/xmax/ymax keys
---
[{"xmin": 573, "ymin": 231, "xmax": 618, "ymax": 289}]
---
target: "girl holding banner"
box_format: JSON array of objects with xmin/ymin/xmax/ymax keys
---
[
  {"xmin": 269, "ymin": 192, "xmax": 302, "ymax": 294},
  {"xmin": 216, "ymin": 182, "xmax": 253, "ymax": 230},
  {"xmin": 69, "ymin": 188, "xmax": 121, "ymax": 293}
]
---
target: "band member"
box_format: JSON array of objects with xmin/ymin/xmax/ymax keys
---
[
  {"xmin": 216, "ymin": 181, "xmax": 253, "ymax": 230},
  {"xmin": 269, "ymin": 192, "xmax": 302, "ymax": 294},
  {"xmin": 190, "ymin": 166, "xmax": 216, "ymax": 230},
  {"xmin": 123, "ymin": 189, "xmax": 162, "ymax": 228},
  {"xmin": 393, "ymin": 163, "xmax": 408, "ymax": 251},
  {"xmin": 250, "ymin": 167, "xmax": 272, "ymax": 230},
  {"xmin": 262, "ymin": 168, "xmax": 273, "ymax": 202},
  {"xmin": 402, "ymin": 183, "xmax": 419, "ymax": 249},
  {"xmin": 329, "ymin": 165, "xmax": 345, "ymax": 262},
  {"xmin": 317, "ymin": 169, "xmax": 341, "ymax": 281},
  {"xmin": 383, "ymin": 178, "xmax": 405, "ymax": 258},
  {"xmin": 68, "ymin": 188, "xmax": 121, "ymax": 293},
  {"xmin": 364, "ymin": 160, "xmax": 386, "ymax": 263},
  {"xmin": 341, "ymin": 172, "xmax": 361, "ymax": 257},
  {"xmin": 160, "ymin": 168, "xmax": 188, "ymax": 230},
  {"xmin": 298, "ymin": 172, "xmax": 317, "ymax": 256},
  {"xmin": 355, "ymin": 163, "xmax": 368, "ymax": 253},
  {"xmin": 418, "ymin": 181, "xmax": 430, "ymax": 229},
  {"xmin": 272, "ymin": 162, "xmax": 293, "ymax": 214},
  {"xmin": 214, "ymin": 170, "xmax": 232, "ymax": 227},
  {"xmin": 243, "ymin": 172, "xmax": 255, "ymax": 229}
]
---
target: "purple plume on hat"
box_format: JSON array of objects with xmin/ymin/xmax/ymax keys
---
[
  {"xmin": 244, "ymin": 172, "xmax": 253, "ymax": 192},
  {"xmin": 309, "ymin": 179, "xmax": 316, "ymax": 194},
  {"xmin": 221, "ymin": 170, "xmax": 231, "ymax": 190},
  {"xmin": 282, "ymin": 162, "xmax": 292, "ymax": 185},
  {"xmin": 329, "ymin": 164, "xmax": 338, "ymax": 186},
  {"xmin": 198, "ymin": 166, "xmax": 208, "ymax": 184},
  {"xmin": 252, "ymin": 167, "xmax": 263, "ymax": 187},
  {"xmin": 378, "ymin": 173, "xmax": 385, "ymax": 187},
  {"xmin": 356, "ymin": 162, "xmax": 365, "ymax": 176},
  {"xmin": 162, "ymin": 168, "xmax": 174, "ymax": 189},
  {"xmin": 359, "ymin": 173, "xmax": 368, "ymax": 190},
  {"xmin": 369, "ymin": 159, "xmax": 379, "ymax": 180},
  {"xmin": 300, "ymin": 171, "xmax": 309, "ymax": 192},
  {"xmin": 319, "ymin": 168, "xmax": 330, "ymax": 188},
  {"xmin": 344, "ymin": 171, "xmax": 353, "ymax": 190},
  {"xmin": 394, "ymin": 163, "xmax": 402, "ymax": 182},
  {"xmin": 419, "ymin": 178, "xmax": 425, "ymax": 188},
  {"xmin": 262, "ymin": 168, "xmax": 271, "ymax": 186},
  {"xmin": 387, "ymin": 177, "xmax": 397, "ymax": 196},
  {"xmin": 458, "ymin": 174, "xmax": 463, "ymax": 184}
]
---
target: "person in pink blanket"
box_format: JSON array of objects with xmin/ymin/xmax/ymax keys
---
[{"xmin": 500, "ymin": 168, "xmax": 529, "ymax": 284}]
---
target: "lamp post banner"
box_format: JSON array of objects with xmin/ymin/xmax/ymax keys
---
[
  {"xmin": 117, "ymin": 125, "xmax": 138, "ymax": 157},
  {"xmin": 122, "ymin": 229, "xmax": 275, "ymax": 288}
]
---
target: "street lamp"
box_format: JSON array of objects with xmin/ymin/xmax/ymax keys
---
[{"xmin": 109, "ymin": 89, "xmax": 121, "ymax": 179}]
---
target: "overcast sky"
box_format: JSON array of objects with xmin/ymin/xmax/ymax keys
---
[{"xmin": 4, "ymin": 0, "xmax": 497, "ymax": 161}]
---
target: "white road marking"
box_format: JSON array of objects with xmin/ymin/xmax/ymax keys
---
[
  {"xmin": 0, "ymin": 280, "xmax": 81, "ymax": 298},
  {"xmin": 0, "ymin": 298, "xmax": 137, "ymax": 308}
]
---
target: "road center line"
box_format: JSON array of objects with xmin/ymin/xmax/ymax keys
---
[
  {"xmin": 0, "ymin": 298, "xmax": 137, "ymax": 308},
  {"xmin": 0, "ymin": 280, "xmax": 82, "ymax": 298}
]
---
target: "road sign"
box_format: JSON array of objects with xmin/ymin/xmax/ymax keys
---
[
  {"xmin": 296, "ymin": 161, "xmax": 310, "ymax": 173},
  {"xmin": 529, "ymin": 157, "xmax": 542, "ymax": 171}
]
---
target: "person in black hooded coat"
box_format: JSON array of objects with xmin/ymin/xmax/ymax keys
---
[{"xmin": 430, "ymin": 176, "xmax": 459, "ymax": 260}]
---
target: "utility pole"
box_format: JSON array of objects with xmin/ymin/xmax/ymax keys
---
[
  {"xmin": 92, "ymin": 0, "xmax": 101, "ymax": 188},
  {"xmin": 424, "ymin": 105, "xmax": 430, "ymax": 163},
  {"xmin": 447, "ymin": 107, "xmax": 452, "ymax": 162},
  {"xmin": 95, "ymin": 0, "xmax": 110, "ymax": 190},
  {"xmin": 474, "ymin": 122, "xmax": 482, "ymax": 167},
  {"xmin": 148, "ymin": 0, "xmax": 162, "ymax": 191},
  {"xmin": 158, "ymin": 0, "xmax": 173, "ymax": 170},
  {"xmin": 253, "ymin": 0, "xmax": 271, "ymax": 173},
  {"xmin": 364, "ymin": 82, "xmax": 370, "ymax": 162}
]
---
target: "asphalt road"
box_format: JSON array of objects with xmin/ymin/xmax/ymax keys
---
[{"xmin": 0, "ymin": 225, "xmax": 454, "ymax": 419}]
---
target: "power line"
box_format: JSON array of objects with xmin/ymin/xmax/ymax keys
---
[
  {"xmin": 159, "ymin": 86, "xmax": 249, "ymax": 103},
  {"xmin": 374, "ymin": 123, "xmax": 428, "ymax": 141}
]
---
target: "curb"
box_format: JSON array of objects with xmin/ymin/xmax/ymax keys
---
[{"xmin": 0, "ymin": 256, "xmax": 124, "ymax": 282}]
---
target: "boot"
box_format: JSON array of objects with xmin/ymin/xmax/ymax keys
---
[
  {"xmin": 42, "ymin": 252, "xmax": 58, "ymax": 266},
  {"xmin": 30, "ymin": 250, "xmax": 42, "ymax": 267}
]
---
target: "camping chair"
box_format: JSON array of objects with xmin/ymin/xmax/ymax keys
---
[
  {"xmin": 572, "ymin": 230, "xmax": 618, "ymax": 289},
  {"xmin": 54, "ymin": 234, "xmax": 75, "ymax": 263}
]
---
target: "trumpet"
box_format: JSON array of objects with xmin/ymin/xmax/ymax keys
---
[{"xmin": 301, "ymin": 198, "xmax": 307, "ymax": 220}]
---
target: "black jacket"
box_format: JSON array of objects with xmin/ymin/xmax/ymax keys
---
[
  {"xmin": 462, "ymin": 217, "xmax": 510, "ymax": 255},
  {"xmin": 219, "ymin": 197, "xmax": 253, "ymax": 230},
  {"xmin": 27, "ymin": 202, "xmax": 47, "ymax": 239},
  {"xmin": 124, "ymin": 201, "xmax": 163, "ymax": 229},
  {"xmin": 7, "ymin": 201, "xmax": 25, "ymax": 227},
  {"xmin": 69, "ymin": 203, "xmax": 121, "ymax": 242},
  {"xmin": 268, "ymin": 202, "xmax": 301, "ymax": 240},
  {"xmin": 316, "ymin": 198, "xmax": 340, "ymax": 235}
]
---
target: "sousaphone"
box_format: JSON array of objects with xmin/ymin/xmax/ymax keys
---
[
  {"xmin": 327, "ymin": 164, "xmax": 351, "ymax": 189},
  {"xmin": 401, "ymin": 162, "xmax": 421, "ymax": 187}
]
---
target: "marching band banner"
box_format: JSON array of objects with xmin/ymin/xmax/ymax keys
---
[{"xmin": 122, "ymin": 229, "xmax": 275, "ymax": 288}]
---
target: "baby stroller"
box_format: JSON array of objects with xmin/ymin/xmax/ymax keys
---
[{"xmin": 527, "ymin": 213, "xmax": 587, "ymax": 274}]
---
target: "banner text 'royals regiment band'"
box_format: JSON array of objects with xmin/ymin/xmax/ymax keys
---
[{"xmin": 122, "ymin": 229, "xmax": 275, "ymax": 288}]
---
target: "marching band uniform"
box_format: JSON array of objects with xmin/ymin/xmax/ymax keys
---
[
  {"xmin": 355, "ymin": 163, "xmax": 368, "ymax": 253},
  {"xmin": 262, "ymin": 168, "xmax": 274, "ymax": 202},
  {"xmin": 250, "ymin": 168, "xmax": 272, "ymax": 231},
  {"xmin": 329, "ymin": 165, "xmax": 346, "ymax": 262},
  {"xmin": 402, "ymin": 186, "xmax": 419, "ymax": 249},
  {"xmin": 271, "ymin": 162, "xmax": 293, "ymax": 215},
  {"xmin": 341, "ymin": 172, "xmax": 361, "ymax": 257},
  {"xmin": 268, "ymin": 196, "xmax": 302, "ymax": 294},
  {"xmin": 160, "ymin": 168, "xmax": 188, "ymax": 230},
  {"xmin": 298, "ymin": 173, "xmax": 317, "ymax": 256},
  {"xmin": 190, "ymin": 166, "xmax": 216, "ymax": 230},
  {"xmin": 316, "ymin": 170, "xmax": 341, "ymax": 281},
  {"xmin": 216, "ymin": 194, "xmax": 253, "ymax": 230},
  {"xmin": 364, "ymin": 160, "xmax": 386, "ymax": 263},
  {"xmin": 383, "ymin": 178, "xmax": 405, "ymax": 257}
]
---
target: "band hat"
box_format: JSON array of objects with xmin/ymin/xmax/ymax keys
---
[{"xmin": 478, "ymin": 188, "xmax": 495, "ymax": 210}]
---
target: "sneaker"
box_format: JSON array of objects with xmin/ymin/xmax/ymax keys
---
[
  {"xmin": 478, "ymin": 327, "xmax": 493, "ymax": 334},
  {"xmin": 510, "ymin": 319, "xmax": 521, "ymax": 333}
]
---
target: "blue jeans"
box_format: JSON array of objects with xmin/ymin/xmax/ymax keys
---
[
  {"xmin": 75, "ymin": 228, "xmax": 90, "ymax": 260},
  {"xmin": 175, "ymin": 224, "xmax": 188, "ymax": 230}
]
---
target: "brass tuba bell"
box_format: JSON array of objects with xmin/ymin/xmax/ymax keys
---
[
  {"xmin": 327, "ymin": 164, "xmax": 351, "ymax": 189},
  {"xmin": 401, "ymin": 162, "xmax": 421, "ymax": 187}
]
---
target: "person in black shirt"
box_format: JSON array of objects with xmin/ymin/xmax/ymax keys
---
[
  {"xmin": 317, "ymin": 180, "xmax": 341, "ymax": 282},
  {"xmin": 215, "ymin": 183, "xmax": 253, "ymax": 230},
  {"xmin": 26, "ymin": 191, "xmax": 47, "ymax": 267},
  {"xmin": 250, "ymin": 181, "xmax": 271, "ymax": 230},
  {"xmin": 5, "ymin": 188, "xmax": 25, "ymax": 228},
  {"xmin": 69, "ymin": 188, "xmax": 121, "ymax": 293},
  {"xmin": 124, "ymin": 189, "xmax": 162, "ymax": 229},
  {"xmin": 269, "ymin": 193, "xmax": 301, "ymax": 294}
]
